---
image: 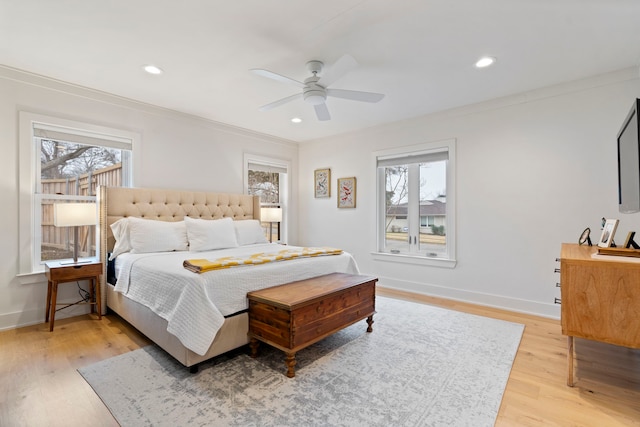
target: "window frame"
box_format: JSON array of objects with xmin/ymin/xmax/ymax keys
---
[
  {"xmin": 243, "ymin": 153, "xmax": 290, "ymax": 243},
  {"xmin": 18, "ymin": 112, "xmax": 139, "ymax": 276},
  {"xmin": 372, "ymin": 139, "xmax": 456, "ymax": 268}
]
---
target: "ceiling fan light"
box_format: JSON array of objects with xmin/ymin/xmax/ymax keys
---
[{"xmin": 303, "ymin": 90, "xmax": 326, "ymax": 105}]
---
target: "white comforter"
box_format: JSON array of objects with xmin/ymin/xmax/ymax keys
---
[{"xmin": 113, "ymin": 243, "xmax": 360, "ymax": 355}]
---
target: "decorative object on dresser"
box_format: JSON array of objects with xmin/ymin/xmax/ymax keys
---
[
  {"xmin": 624, "ymin": 231, "xmax": 640, "ymax": 249},
  {"xmin": 596, "ymin": 246, "xmax": 640, "ymax": 257},
  {"xmin": 337, "ymin": 176, "xmax": 357, "ymax": 208},
  {"xmin": 78, "ymin": 296, "xmax": 524, "ymax": 427},
  {"xmin": 45, "ymin": 260, "xmax": 102, "ymax": 331},
  {"xmin": 597, "ymin": 218, "xmax": 618, "ymax": 248},
  {"xmin": 314, "ymin": 168, "xmax": 330, "ymax": 198},
  {"xmin": 260, "ymin": 206, "xmax": 282, "ymax": 242},
  {"xmin": 247, "ymin": 272, "xmax": 376, "ymax": 377},
  {"xmin": 559, "ymin": 243, "xmax": 640, "ymax": 387},
  {"xmin": 578, "ymin": 227, "xmax": 592, "ymax": 246},
  {"xmin": 53, "ymin": 202, "xmax": 97, "ymax": 264}
]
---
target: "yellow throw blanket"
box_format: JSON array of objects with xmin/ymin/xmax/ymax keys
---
[{"xmin": 183, "ymin": 247, "xmax": 343, "ymax": 273}]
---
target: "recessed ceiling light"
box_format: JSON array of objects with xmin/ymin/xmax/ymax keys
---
[
  {"xmin": 143, "ymin": 65, "xmax": 163, "ymax": 75},
  {"xmin": 475, "ymin": 56, "xmax": 496, "ymax": 68},
  {"xmin": 291, "ymin": 117, "xmax": 302, "ymax": 123}
]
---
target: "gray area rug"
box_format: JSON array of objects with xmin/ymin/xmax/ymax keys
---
[{"xmin": 79, "ymin": 296, "xmax": 524, "ymax": 427}]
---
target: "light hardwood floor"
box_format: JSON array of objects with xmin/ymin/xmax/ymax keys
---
[{"xmin": 1, "ymin": 289, "xmax": 639, "ymax": 426}]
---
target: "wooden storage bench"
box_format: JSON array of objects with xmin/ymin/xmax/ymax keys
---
[{"xmin": 247, "ymin": 272, "xmax": 377, "ymax": 377}]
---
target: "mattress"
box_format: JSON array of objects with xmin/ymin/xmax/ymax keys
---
[{"xmin": 113, "ymin": 243, "xmax": 360, "ymax": 355}]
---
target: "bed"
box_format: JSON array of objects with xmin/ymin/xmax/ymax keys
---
[{"xmin": 97, "ymin": 186, "xmax": 359, "ymax": 370}]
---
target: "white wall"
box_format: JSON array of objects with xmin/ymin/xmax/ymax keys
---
[
  {"xmin": 299, "ymin": 67, "xmax": 640, "ymax": 318},
  {"xmin": 0, "ymin": 67, "xmax": 298, "ymax": 330},
  {"xmin": 3, "ymin": 65, "xmax": 639, "ymax": 330}
]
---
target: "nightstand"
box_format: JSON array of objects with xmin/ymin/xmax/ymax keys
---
[{"xmin": 45, "ymin": 261, "xmax": 103, "ymax": 332}]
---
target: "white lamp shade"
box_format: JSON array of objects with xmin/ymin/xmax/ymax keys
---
[
  {"xmin": 53, "ymin": 203, "xmax": 97, "ymax": 227},
  {"xmin": 261, "ymin": 207, "xmax": 282, "ymax": 223}
]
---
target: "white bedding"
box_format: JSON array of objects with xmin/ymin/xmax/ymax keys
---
[{"xmin": 113, "ymin": 243, "xmax": 360, "ymax": 355}]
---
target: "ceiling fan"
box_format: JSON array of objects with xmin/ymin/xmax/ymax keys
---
[{"xmin": 250, "ymin": 54, "xmax": 385, "ymax": 121}]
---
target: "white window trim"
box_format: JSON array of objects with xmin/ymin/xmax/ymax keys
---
[
  {"xmin": 372, "ymin": 138, "xmax": 456, "ymax": 268},
  {"xmin": 18, "ymin": 111, "xmax": 140, "ymax": 276},
  {"xmin": 243, "ymin": 153, "xmax": 291, "ymax": 243}
]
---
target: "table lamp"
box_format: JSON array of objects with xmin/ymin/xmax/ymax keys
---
[
  {"xmin": 53, "ymin": 202, "xmax": 97, "ymax": 264},
  {"xmin": 261, "ymin": 207, "xmax": 282, "ymax": 243}
]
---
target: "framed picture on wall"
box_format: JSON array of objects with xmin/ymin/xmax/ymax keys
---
[
  {"xmin": 598, "ymin": 218, "xmax": 619, "ymax": 248},
  {"xmin": 314, "ymin": 168, "xmax": 331, "ymax": 198},
  {"xmin": 337, "ymin": 177, "xmax": 356, "ymax": 208}
]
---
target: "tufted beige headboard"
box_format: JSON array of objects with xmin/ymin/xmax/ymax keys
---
[{"xmin": 97, "ymin": 186, "xmax": 261, "ymax": 312}]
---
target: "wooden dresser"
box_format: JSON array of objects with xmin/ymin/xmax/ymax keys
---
[
  {"xmin": 247, "ymin": 272, "xmax": 377, "ymax": 377},
  {"xmin": 559, "ymin": 243, "xmax": 640, "ymax": 386}
]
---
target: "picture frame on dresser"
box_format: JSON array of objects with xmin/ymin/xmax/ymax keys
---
[
  {"xmin": 578, "ymin": 227, "xmax": 592, "ymax": 246},
  {"xmin": 598, "ymin": 218, "xmax": 619, "ymax": 248},
  {"xmin": 624, "ymin": 231, "xmax": 640, "ymax": 249}
]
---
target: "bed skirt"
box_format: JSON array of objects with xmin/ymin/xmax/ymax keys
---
[{"xmin": 106, "ymin": 283, "xmax": 249, "ymax": 367}]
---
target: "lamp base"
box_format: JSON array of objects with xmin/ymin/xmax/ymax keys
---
[{"xmin": 59, "ymin": 226, "xmax": 92, "ymax": 265}]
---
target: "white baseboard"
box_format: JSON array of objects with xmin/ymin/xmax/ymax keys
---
[
  {"xmin": 376, "ymin": 276, "xmax": 560, "ymax": 320},
  {"xmin": 0, "ymin": 304, "xmax": 91, "ymax": 331}
]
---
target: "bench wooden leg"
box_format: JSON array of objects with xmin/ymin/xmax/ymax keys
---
[
  {"xmin": 285, "ymin": 352, "xmax": 297, "ymax": 378},
  {"xmin": 366, "ymin": 315, "xmax": 374, "ymax": 332},
  {"xmin": 249, "ymin": 337, "xmax": 260, "ymax": 358}
]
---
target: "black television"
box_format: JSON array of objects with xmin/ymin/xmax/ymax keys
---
[{"xmin": 617, "ymin": 98, "xmax": 640, "ymax": 213}]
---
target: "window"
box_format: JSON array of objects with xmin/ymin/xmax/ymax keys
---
[
  {"xmin": 375, "ymin": 139, "xmax": 456, "ymax": 266},
  {"xmin": 421, "ymin": 216, "xmax": 435, "ymax": 227},
  {"xmin": 244, "ymin": 154, "xmax": 290, "ymax": 243},
  {"xmin": 19, "ymin": 112, "xmax": 137, "ymax": 275}
]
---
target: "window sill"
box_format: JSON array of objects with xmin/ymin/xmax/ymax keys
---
[{"xmin": 371, "ymin": 252, "xmax": 457, "ymax": 269}]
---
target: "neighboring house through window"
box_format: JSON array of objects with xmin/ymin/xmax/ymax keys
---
[
  {"xmin": 18, "ymin": 112, "xmax": 137, "ymax": 275},
  {"xmin": 374, "ymin": 139, "xmax": 456, "ymax": 267}
]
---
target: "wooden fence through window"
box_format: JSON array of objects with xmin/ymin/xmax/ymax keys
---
[{"xmin": 41, "ymin": 163, "xmax": 122, "ymax": 258}]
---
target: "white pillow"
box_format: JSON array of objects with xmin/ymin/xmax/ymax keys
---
[
  {"xmin": 234, "ymin": 220, "xmax": 268, "ymax": 246},
  {"xmin": 185, "ymin": 217, "xmax": 239, "ymax": 252},
  {"xmin": 109, "ymin": 217, "xmax": 133, "ymax": 260},
  {"xmin": 129, "ymin": 217, "xmax": 188, "ymax": 254}
]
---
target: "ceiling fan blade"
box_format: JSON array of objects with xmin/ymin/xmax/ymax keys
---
[
  {"xmin": 327, "ymin": 88, "xmax": 385, "ymax": 103},
  {"xmin": 314, "ymin": 103, "xmax": 331, "ymax": 121},
  {"xmin": 250, "ymin": 69, "xmax": 305, "ymax": 89},
  {"xmin": 258, "ymin": 93, "xmax": 303, "ymax": 111},
  {"xmin": 317, "ymin": 54, "xmax": 358, "ymax": 87}
]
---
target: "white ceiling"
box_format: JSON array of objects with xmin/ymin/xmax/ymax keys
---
[{"xmin": 2, "ymin": 0, "xmax": 640, "ymax": 142}]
